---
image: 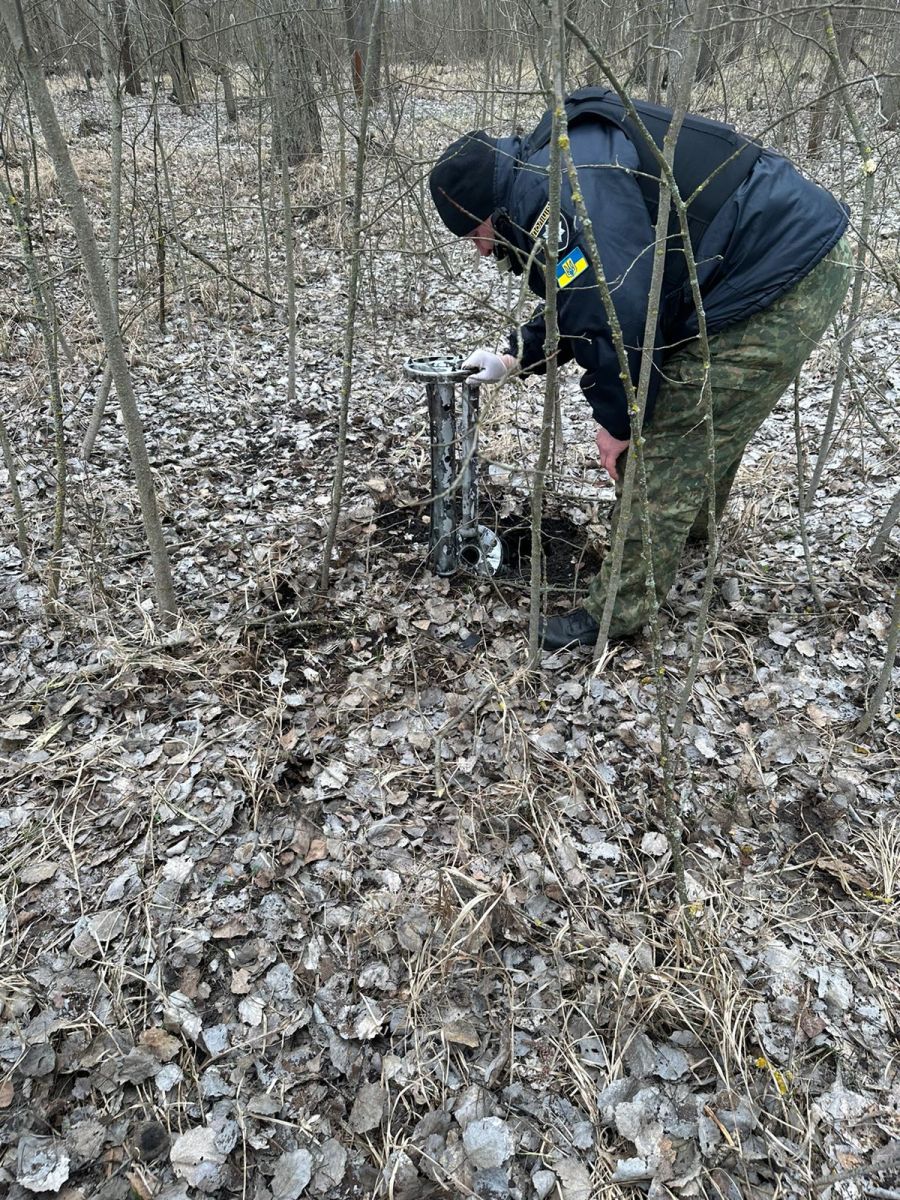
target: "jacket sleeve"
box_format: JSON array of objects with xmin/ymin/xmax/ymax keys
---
[
  {"xmin": 505, "ymin": 306, "xmax": 574, "ymax": 373},
  {"xmin": 563, "ymin": 244, "xmax": 661, "ymax": 441}
]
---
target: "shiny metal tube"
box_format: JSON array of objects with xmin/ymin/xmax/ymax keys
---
[
  {"xmin": 458, "ymin": 381, "xmax": 480, "ymax": 559},
  {"xmin": 426, "ymin": 379, "xmax": 458, "ymax": 574}
]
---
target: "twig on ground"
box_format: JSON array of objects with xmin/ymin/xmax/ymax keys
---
[{"xmin": 165, "ymin": 227, "xmax": 275, "ymax": 306}]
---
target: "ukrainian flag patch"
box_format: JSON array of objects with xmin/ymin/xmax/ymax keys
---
[{"xmin": 557, "ymin": 247, "xmax": 588, "ymax": 288}]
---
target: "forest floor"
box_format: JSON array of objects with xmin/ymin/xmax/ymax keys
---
[{"xmin": 0, "ymin": 65, "xmax": 899, "ymax": 1200}]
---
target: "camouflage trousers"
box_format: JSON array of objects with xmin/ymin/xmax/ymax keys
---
[{"xmin": 584, "ymin": 235, "xmax": 852, "ymax": 638}]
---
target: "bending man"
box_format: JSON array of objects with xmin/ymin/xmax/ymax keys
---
[{"xmin": 429, "ymin": 88, "xmax": 850, "ymax": 650}]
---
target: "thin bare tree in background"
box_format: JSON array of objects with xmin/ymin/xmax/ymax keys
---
[
  {"xmin": 855, "ymin": 578, "xmax": 900, "ymax": 734},
  {"xmin": 81, "ymin": 1, "xmax": 125, "ymax": 462},
  {"xmin": 805, "ymin": 5, "xmax": 878, "ymax": 505},
  {"xmin": 665, "ymin": 0, "xmax": 693, "ymax": 106},
  {"xmin": 1, "ymin": 0, "xmax": 177, "ymax": 623},
  {"xmin": 807, "ymin": 0, "xmax": 858, "ymax": 155},
  {"xmin": 0, "ymin": 410, "xmax": 28, "ymax": 561},
  {"xmin": 200, "ymin": 1, "xmax": 238, "ymax": 124},
  {"xmin": 157, "ymin": 0, "xmax": 197, "ymax": 111},
  {"xmin": 881, "ymin": 20, "xmax": 900, "ymax": 128},
  {"xmin": 321, "ymin": 0, "xmax": 382, "ymax": 591},
  {"xmin": 2, "ymin": 160, "xmax": 67, "ymax": 607},
  {"xmin": 52, "ymin": 0, "xmax": 95, "ymax": 86},
  {"xmin": 113, "ymin": 0, "xmax": 142, "ymax": 95},
  {"xmin": 271, "ymin": 19, "xmax": 298, "ymax": 404},
  {"xmin": 527, "ymin": 0, "xmax": 564, "ymax": 663}
]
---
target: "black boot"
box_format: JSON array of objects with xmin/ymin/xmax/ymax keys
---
[{"xmin": 539, "ymin": 607, "xmax": 600, "ymax": 650}]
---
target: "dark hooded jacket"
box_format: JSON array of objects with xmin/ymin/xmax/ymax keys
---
[{"xmin": 492, "ymin": 120, "xmax": 849, "ymax": 439}]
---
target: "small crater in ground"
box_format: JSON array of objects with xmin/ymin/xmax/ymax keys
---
[{"xmin": 375, "ymin": 498, "xmax": 602, "ymax": 588}]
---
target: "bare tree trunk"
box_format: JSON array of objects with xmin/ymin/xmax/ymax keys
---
[
  {"xmin": 693, "ymin": 28, "xmax": 717, "ymax": 85},
  {"xmin": 158, "ymin": 0, "xmax": 197, "ymax": 110},
  {"xmin": 52, "ymin": 0, "xmax": 89, "ymax": 82},
  {"xmin": 83, "ymin": 6, "xmax": 124, "ymax": 461},
  {"xmin": 345, "ymin": 0, "xmax": 383, "ymax": 103},
  {"xmin": 320, "ymin": 0, "xmax": 382, "ymax": 590},
  {"xmin": 3, "ymin": 167, "xmax": 67, "ymax": 607},
  {"xmin": 0, "ymin": 134, "xmax": 34, "ymax": 564},
  {"xmin": 808, "ymin": 1, "xmax": 857, "ymax": 154},
  {"xmin": 854, "ymin": 578, "xmax": 900, "ymax": 735},
  {"xmin": 254, "ymin": 95, "xmax": 275, "ymax": 303},
  {"xmin": 1, "ymin": 0, "xmax": 177, "ymax": 623},
  {"xmin": 559, "ymin": 2, "xmax": 711, "ymax": 920},
  {"xmin": 528, "ymin": 0, "xmax": 564, "ymax": 663},
  {"xmin": 220, "ymin": 67, "xmax": 237, "ymax": 126},
  {"xmin": 267, "ymin": 2, "xmax": 322, "ymax": 164},
  {"xmin": 155, "ymin": 114, "xmax": 194, "ymax": 329},
  {"xmin": 881, "ymin": 23, "xmax": 900, "ymax": 128},
  {"xmin": 113, "ymin": 0, "xmax": 142, "ymax": 95},
  {"xmin": 805, "ymin": 7, "xmax": 875, "ymax": 504},
  {"xmin": 665, "ymin": 0, "xmax": 691, "ymax": 107},
  {"xmin": 871, "ymin": 488, "xmax": 900, "ymax": 562},
  {"xmin": 792, "ymin": 378, "xmax": 825, "ymax": 612},
  {"xmin": 202, "ymin": 3, "xmax": 238, "ymax": 124},
  {"xmin": 646, "ymin": 1, "xmax": 665, "ymax": 103},
  {"xmin": 0, "ymin": 413, "xmax": 29, "ymax": 561},
  {"xmin": 278, "ymin": 147, "xmax": 297, "ymax": 404}
]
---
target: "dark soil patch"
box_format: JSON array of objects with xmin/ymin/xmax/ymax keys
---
[{"xmin": 375, "ymin": 499, "xmax": 601, "ymax": 589}]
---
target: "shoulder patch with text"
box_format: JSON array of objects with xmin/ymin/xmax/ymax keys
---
[
  {"xmin": 529, "ymin": 204, "xmax": 570, "ymax": 251},
  {"xmin": 557, "ymin": 246, "xmax": 588, "ymax": 288},
  {"xmin": 528, "ymin": 202, "xmax": 551, "ymax": 240}
]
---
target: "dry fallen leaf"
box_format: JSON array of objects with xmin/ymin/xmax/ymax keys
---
[
  {"xmin": 211, "ymin": 918, "xmax": 250, "ymax": 939},
  {"xmin": 640, "ymin": 832, "xmax": 669, "ymax": 857},
  {"xmin": 17, "ymin": 1136, "xmax": 71, "ymax": 1192},
  {"xmin": 814, "ymin": 856, "xmax": 873, "ymax": 894},
  {"xmin": 271, "ymin": 1149, "xmax": 313, "ymax": 1200},
  {"xmin": 442, "ymin": 1020, "xmax": 480, "ymax": 1049},
  {"xmin": 349, "ymin": 1082, "xmax": 385, "ymax": 1133},
  {"xmin": 139, "ymin": 1028, "xmax": 182, "ymax": 1063},
  {"xmin": 4, "ymin": 710, "xmax": 33, "ymax": 728},
  {"xmin": 18, "ymin": 863, "xmax": 59, "ymax": 886},
  {"xmin": 230, "ymin": 968, "xmax": 252, "ymax": 994},
  {"xmin": 304, "ymin": 837, "xmax": 328, "ymax": 864}
]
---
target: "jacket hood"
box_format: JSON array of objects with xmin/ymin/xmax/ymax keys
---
[
  {"xmin": 491, "ymin": 136, "xmax": 522, "ymax": 217},
  {"xmin": 490, "ymin": 136, "xmax": 526, "ymax": 270}
]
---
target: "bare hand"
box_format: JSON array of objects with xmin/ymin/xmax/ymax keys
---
[{"xmin": 595, "ymin": 427, "xmax": 630, "ymax": 482}]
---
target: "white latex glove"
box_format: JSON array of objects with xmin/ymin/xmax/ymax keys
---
[{"xmin": 463, "ymin": 348, "xmax": 508, "ymax": 384}]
